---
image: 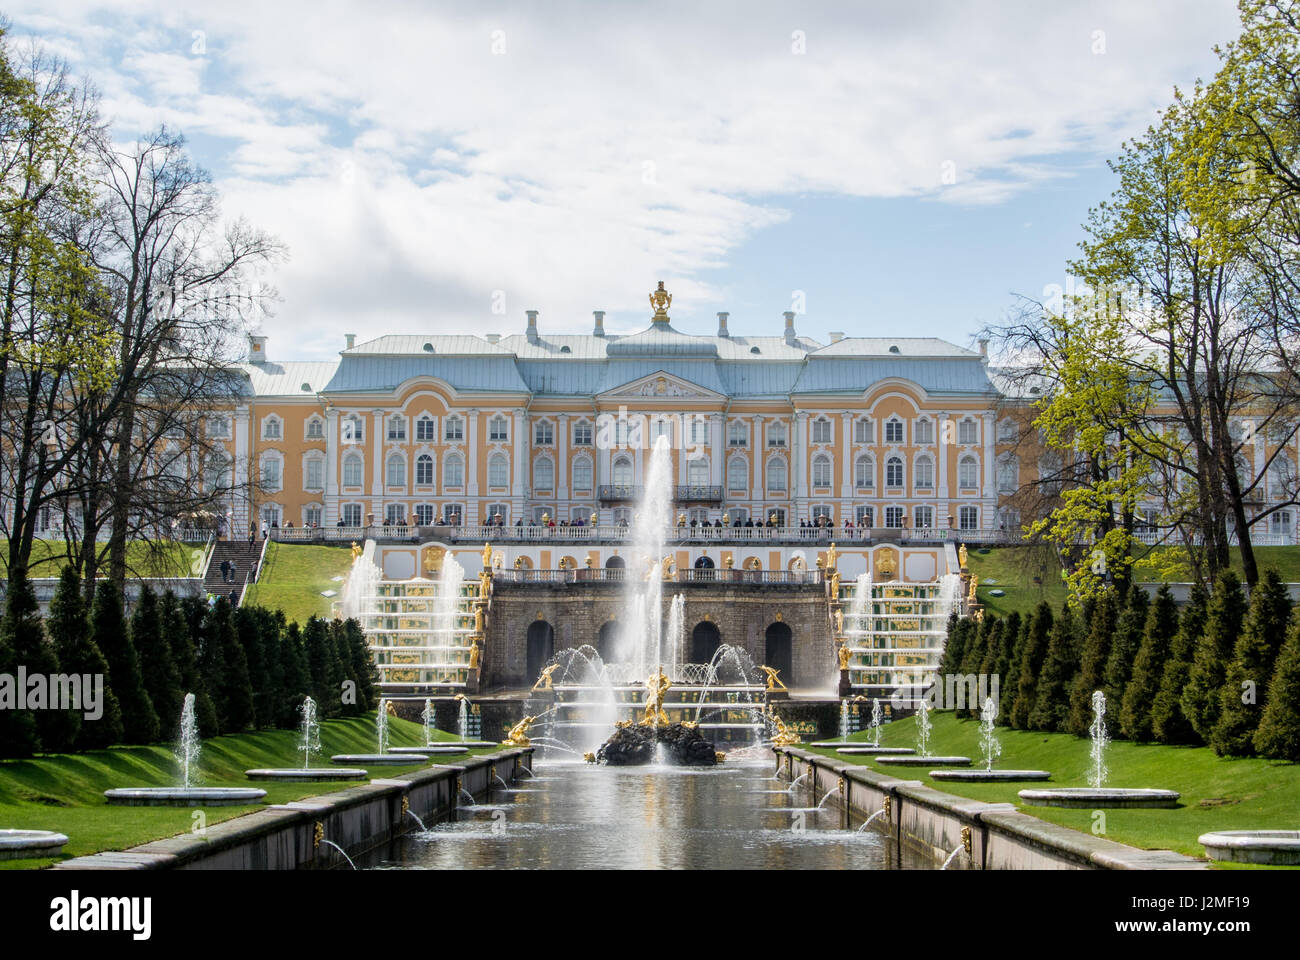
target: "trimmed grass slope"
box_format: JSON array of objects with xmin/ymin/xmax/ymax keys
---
[{"xmin": 240, "ymin": 542, "xmax": 354, "ymax": 623}]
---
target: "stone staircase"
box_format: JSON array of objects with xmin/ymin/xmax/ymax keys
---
[{"xmin": 202, "ymin": 540, "xmax": 264, "ymax": 605}]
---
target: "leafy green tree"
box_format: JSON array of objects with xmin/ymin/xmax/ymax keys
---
[
  {"xmin": 92, "ymin": 585, "xmax": 158, "ymax": 744},
  {"xmin": 1120, "ymin": 584, "xmax": 1179, "ymax": 742},
  {"xmin": 1254, "ymin": 618, "xmax": 1300, "ymax": 761},
  {"xmin": 131, "ymin": 586, "xmax": 183, "ymax": 739},
  {"xmin": 1152, "ymin": 583, "xmax": 1208, "ymax": 745},
  {"xmin": 1103, "ymin": 587, "xmax": 1149, "ymax": 734},
  {"xmin": 1030, "ymin": 604, "xmax": 1081, "ymax": 732},
  {"xmin": 1068, "ymin": 592, "xmax": 1118, "ymax": 736},
  {"xmin": 1211, "ymin": 569, "xmax": 1292, "ymax": 756},
  {"xmin": 1184, "ymin": 571, "xmax": 1248, "ymax": 740},
  {"xmin": 1010, "ymin": 602, "xmax": 1053, "ymax": 729}
]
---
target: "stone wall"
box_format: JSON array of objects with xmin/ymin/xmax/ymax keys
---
[{"xmin": 482, "ymin": 579, "xmax": 835, "ymax": 690}]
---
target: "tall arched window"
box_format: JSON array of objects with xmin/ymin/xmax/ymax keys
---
[
  {"xmin": 855, "ymin": 455, "xmax": 874, "ymax": 489},
  {"xmin": 415, "ymin": 454, "xmax": 434, "ymax": 486},
  {"xmin": 205, "ymin": 451, "xmax": 232, "ymax": 493},
  {"xmin": 885, "ymin": 456, "xmax": 904, "ymax": 487},
  {"xmin": 342, "ymin": 453, "xmax": 363, "ymax": 487},
  {"xmin": 572, "ymin": 456, "xmax": 592, "ymax": 490},
  {"xmin": 727, "ymin": 457, "xmax": 748, "ymax": 493},
  {"xmin": 613, "ymin": 456, "xmax": 633, "ymax": 486},
  {"xmin": 687, "ymin": 458, "xmax": 709, "ymax": 486},
  {"xmin": 488, "ymin": 453, "xmax": 509, "ymax": 487},
  {"xmin": 767, "ymin": 457, "xmax": 787, "ymax": 493},
  {"xmin": 958, "ymin": 454, "xmax": 979, "ymax": 488},
  {"xmin": 533, "ymin": 456, "xmax": 554, "ymax": 491},
  {"xmin": 914, "ymin": 454, "xmax": 934, "ymax": 489},
  {"xmin": 997, "ymin": 455, "xmax": 1018, "ymax": 494},
  {"xmin": 385, "ymin": 452, "xmax": 406, "ymax": 487},
  {"xmin": 915, "ymin": 418, "xmax": 934, "ymax": 444},
  {"xmin": 444, "ymin": 452, "xmax": 464, "ymax": 488},
  {"xmin": 812, "ymin": 454, "xmax": 832, "ymax": 487}
]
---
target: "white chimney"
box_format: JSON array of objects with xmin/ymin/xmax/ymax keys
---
[
  {"xmin": 485, "ymin": 333, "xmax": 501, "ymax": 344},
  {"xmin": 526, "ymin": 309, "xmax": 539, "ymax": 344},
  {"xmin": 783, "ymin": 311, "xmax": 797, "ymax": 345},
  {"xmin": 829, "ymin": 331, "xmax": 844, "ymax": 343},
  {"xmin": 593, "ymin": 310, "xmax": 606, "ymax": 337},
  {"xmin": 717, "ymin": 311, "xmax": 730, "ymax": 338},
  {"xmin": 344, "ymin": 333, "xmax": 356, "ymax": 350},
  {"xmin": 979, "ymin": 338, "xmax": 989, "ymax": 358},
  {"xmin": 247, "ymin": 334, "xmax": 267, "ymax": 363}
]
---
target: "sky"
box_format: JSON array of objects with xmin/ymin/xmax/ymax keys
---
[{"xmin": 10, "ymin": 0, "xmax": 1244, "ymax": 359}]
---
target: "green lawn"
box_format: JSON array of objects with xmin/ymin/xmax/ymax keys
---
[
  {"xmin": 967, "ymin": 545, "xmax": 1300, "ymax": 618},
  {"xmin": 808, "ymin": 711, "xmax": 1300, "ymax": 864},
  {"xmin": 241, "ymin": 542, "xmax": 355, "ymax": 623},
  {"xmin": 0, "ymin": 715, "xmax": 497, "ymax": 869},
  {"xmin": 0, "ymin": 539, "xmax": 197, "ymax": 580}
]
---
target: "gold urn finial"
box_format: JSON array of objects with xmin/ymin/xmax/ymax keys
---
[{"xmin": 649, "ymin": 280, "xmax": 672, "ymax": 321}]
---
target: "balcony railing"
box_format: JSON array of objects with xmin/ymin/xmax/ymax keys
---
[
  {"xmin": 493, "ymin": 568, "xmax": 824, "ymax": 586},
  {"xmin": 597, "ymin": 484, "xmax": 642, "ymax": 502},
  {"xmin": 673, "ymin": 485, "xmax": 723, "ymax": 502}
]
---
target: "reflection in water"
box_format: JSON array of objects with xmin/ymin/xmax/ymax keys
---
[{"xmin": 372, "ymin": 761, "xmax": 925, "ymax": 870}]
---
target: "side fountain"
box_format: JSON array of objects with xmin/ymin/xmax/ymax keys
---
[
  {"xmin": 0, "ymin": 829, "xmax": 69, "ymax": 861},
  {"xmin": 874, "ymin": 701, "xmax": 971, "ymax": 767},
  {"xmin": 930, "ymin": 697, "xmax": 1051, "ymax": 782},
  {"xmin": 837, "ymin": 696, "xmax": 916, "ymax": 755},
  {"xmin": 1198, "ymin": 830, "xmax": 1300, "ymax": 866},
  {"xmin": 247, "ymin": 696, "xmax": 368, "ymax": 781},
  {"xmin": 1019, "ymin": 691, "xmax": 1179, "ymax": 808},
  {"xmin": 332, "ymin": 699, "xmax": 431, "ymax": 765},
  {"xmin": 106, "ymin": 694, "xmax": 269, "ymax": 805}
]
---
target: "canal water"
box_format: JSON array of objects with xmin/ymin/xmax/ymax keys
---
[{"xmin": 368, "ymin": 760, "xmax": 925, "ymax": 870}]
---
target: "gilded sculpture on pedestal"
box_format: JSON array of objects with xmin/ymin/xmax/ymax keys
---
[{"xmin": 760, "ymin": 665, "xmax": 788, "ymax": 693}]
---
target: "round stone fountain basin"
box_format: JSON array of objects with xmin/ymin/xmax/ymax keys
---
[
  {"xmin": 1018, "ymin": 787, "xmax": 1180, "ymax": 809},
  {"xmin": 1198, "ymin": 830, "xmax": 1300, "ymax": 866},
  {"xmin": 388, "ymin": 746, "xmax": 470, "ymax": 756},
  {"xmin": 810, "ymin": 741, "xmax": 861, "ymax": 749},
  {"xmin": 875, "ymin": 755, "xmax": 971, "ymax": 767},
  {"xmin": 244, "ymin": 768, "xmax": 368, "ymax": 781},
  {"xmin": 835, "ymin": 746, "xmax": 916, "ymax": 756},
  {"xmin": 104, "ymin": 787, "xmax": 267, "ymax": 806},
  {"xmin": 0, "ymin": 829, "xmax": 69, "ymax": 861},
  {"xmin": 930, "ymin": 769, "xmax": 1051, "ymax": 782},
  {"xmin": 330, "ymin": 754, "xmax": 429, "ymax": 765}
]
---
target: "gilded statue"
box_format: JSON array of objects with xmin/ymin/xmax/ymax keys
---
[
  {"xmin": 830, "ymin": 570, "xmax": 840, "ymax": 599},
  {"xmin": 584, "ymin": 554, "xmax": 594, "ymax": 568},
  {"xmin": 583, "ymin": 752, "xmax": 596, "ymax": 763},
  {"xmin": 558, "ymin": 557, "xmax": 568, "ymax": 570},
  {"xmin": 768, "ymin": 708, "xmax": 801, "ymax": 746},
  {"xmin": 967, "ymin": 574, "xmax": 979, "ymax": 604},
  {"xmin": 350, "ymin": 541, "xmax": 362, "ymax": 561},
  {"xmin": 502, "ymin": 715, "xmax": 537, "ymax": 747},
  {"xmin": 468, "ymin": 639, "xmax": 480, "ymax": 669},
  {"xmin": 876, "ymin": 549, "xmax": 898, "ymax": 580},
  {"xmin": 514, "ymin": 556, "xmax": 524, "ymax": 569},
  {"xmin": 482, "ymin": 542, "xmax": 492, "ymax": 569},
  {"xmin": 640, "ymin": 670, "xmax": 672, "ymax": 726},
  {"xmin": 958, "ymin": 543, "xmax": 969, "ymax": 570},
  {"xmin": 837, "ymin": 642, "xmax": 852, "ymax": 671},
  {"xmin": 662, "ymin": 555, "xmax": 674, "ymax": 580},
  {"xmin": 834, "ymin": 608, "xmax": 844, "ymax": 635},
  {"xmin": 760, "ymin": 665, "xmax": 788, "ymax": 693},
  {"xmin": 723, "ymin": 554, "xmax": 734, "ymax": 569},
  {"xmin": 473, "ymin": 603, "xmax": 485, "ymax": 634},
  {"xmin": 826, "ymin": 542, "xmax": 838, "ymax": 570},
  {"xmin": 531, "ymin": 664, "xmax": 558, "ymax": 692},
  {"xmin": 479, "ymin": 570, "xmax": 490, "ymax": 598},
  {"xmin": 649, "ymin": 280, "xmax": 672, "ymax": 318},
  {"xmin": 715, "ymin": 752, "xmax": 727, "ymax": 763},
  {"xmin": 590, "ymin": 512, "xmax": 598, "ymax": 526}
]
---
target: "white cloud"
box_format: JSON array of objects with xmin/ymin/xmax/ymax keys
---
[{"xmin": 8, "ymin": 0, "xmax": 1241, "ymax": 356}]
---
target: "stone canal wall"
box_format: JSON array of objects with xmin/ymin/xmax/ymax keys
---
[
  {"xmin": 774, "ymin": 747, "xmax": 1206, "ymax": 870},
  {"xmin": 52, "ymin": 749, "xmax": 533, "ymax": 871}
]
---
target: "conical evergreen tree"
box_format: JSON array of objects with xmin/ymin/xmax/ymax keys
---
[
  {"xmin": 49, "ymin": 570, "xmax": 123, "ymax": 750},
  {"xmin": 0, "ymin": 576, "xmax": 45, "ymax": 757},
  {"xmin": 92, "ymin": 586, "xmax": 159, "ymax": 744},
  {"xmin": 162, "ymin": 591, "xmax": 218, "ymax": 738},
  {"xmin": 278, "ymin": 620, "xmax": 312, "ymax": 727},
  {"xmin": 1253, "ymin": 617, "xmax": 1300, "ymax": 761},
  {"xmin": 1183, "ymin": 571, "xmax": 1247, "ymax": 741},
  {"xmin": 1119, "ymin": 584, "xmax": 1179, "ymax": 742},
  {"xmin": 1102, "ymin": 587, "xmax": 1149, "ymax": 736},
  {"xmin": 1010, "ymin": 602, "xmax": 1052, "ymax": 729},
  {"xmin": 957, "ymin": 615, "xmax": 991, "ymax": 718},
  {"xmin": 1068, "ymin": 592, "xmax": 1117, "ymax": 736},
  {"xmin": 344, "ymin": 617, "xmax": 378, "ymax": 713},
  {"xmin": 233, "ymin": 606, "xmax": 268, "ymax": 728},
  {"xmin": 1029, "ymin": 603, "xmax": 1080, "ymax": 732},
  {"xmin": 1152, "ymin": 583, "xmax": 1207, "ymax": 745},
  {"xmin": 938, "ymin": 613, "xmax": 967, "ymax": 679},
  {"xmin": 1211, "ymin": 569, "xmax": 1292, "ymax": 756},
  {"xmin": 208, "ymin": 599, "xmax": 254, "ymax": 733},
  {"xmin": 329, "ymin": 620, "xmax": 361, "ymax": 716},
  {"xmin": 995, "ymin": 611, "xmax": 1021, "ymax": 726},
  {"xmin": 196, "ymin": 600, "xmax": 229, "ymax": 729},
  {"xmin": 303, "ymin": 616, "xmax": 343, "ymax": 716},
  {"xmin": 131, "ymin": 586, "xmax": 183, "ymax": 740},
  {"xmin": 977, "ymin": 617, "xmax": 1005, "ymax": 713}
]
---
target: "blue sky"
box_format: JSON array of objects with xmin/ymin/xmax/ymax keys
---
[{"xmin": 11, "ymin": 0, "xmax": 1243, "ymax": 358}]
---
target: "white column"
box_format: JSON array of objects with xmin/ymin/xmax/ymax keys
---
[
  {"xmin": 556, "ymin": 413, "xmax": 568, "ymax": 502},
  {"xmin": 325, "ymin": 408, "xmax": 339, "ymax": 524},
  {"xmin": 513, "ymin": 410, "xmax": 527, "ymax": 494},
  {"xmin": 840, "ymin": 412, "xmax": 852, "ymax": 499},
  {"xmin": 794, "ymin": 412, "xmax": 809, "ymax": 513},
  {"xmin": 982, "ymin": 412, "xmax": 996, "ymax": 510},
  {"xmin": 710, "ymin": 413, "xmax": 723, "ymax": 488},
  {"xmin": 752, "ymin": 415, "xmax": 764, "ymax": 501},
  {"xmin": 937, "ymin": 412, "xmax": 949, "ymax": 499},
  {"xmin": 234, "ymin": 405, "xmax": 250, "ymax": 531},
  {"xmin": 371, "ymin": 410, "xmax": 384, "ymax": 501}
]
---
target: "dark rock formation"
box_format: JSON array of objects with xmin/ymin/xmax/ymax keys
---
[{"xmin": 596, "ymin": 722, "xmax": 718, "ymax": 766}]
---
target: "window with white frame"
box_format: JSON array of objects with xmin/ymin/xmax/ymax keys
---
[
  {"xmin": 767, "ymin": 422, "xmax": 787, "ymax": 447},
  {"xmin": 305, "ymin": 416, "xmax": 324, "ymax": 440},
  {"xmin": 688, "ymin": 416, "xmax": 708, "ymax": 445},
  {"xmin": 489, "ymin": 416, "xmax": 509, "ymax": 442},
  {"xmin": 387, "ymin": 415, "xmax": 406, "ymax": 441},
  {"xmin": 915, "ymin": 418, "xmax": 934, "ymax": 444},
  {"xmin": 812, "ymin": 505, "xmax": 832, "ymax": 523},
  {"xmin": 885, "ymin": 418, "xmax": 904, "ymax": 444},
  {"xmin": 727, "ymin": 507, "xmax": 749, "ymax": 525},
  {"xmin": 444, "ymin": 452, "xmax": 464, "ymax": 487},
  {"xmin": 1039, "ymin": 453, "xmax": 1064, "ymax": 495},
  {"xmin": 958, "ymin": 454, "xmax": 979, "ymax": 488},
  {"xmin": 487, "ymin": 504, "xmax": 509, "ymax": 524},
  {"xmin": 812, "ymin": 418, "xmax": 832, "ymax": 444},
  {"xmin": 445, "ymin": 415, "xmax": 463, "ymax": 441},
  {"xmin": 444, "ymin": 504, "xmax": 463, "ymax": 525},
  {"xmin": 341, "ymin": 503, "xmax": 362, "ymax": 526},
  {"xmin": 613, "ymin": 457, "xmax": 633, "ymax": 486},
  {"xmin": 884, "ymin": 506, "xmax": 903, "ymax": 528},
  {"xmin": 342, "ymin": 453, "xmax": 363, "ymax": 487},
  {"xmin": 415, "ymin": 415, "xmax": 436, "ymax": 442},
  {"xmin": 533, "ymin": 456, "xmax": 554, "ymax": 491},
  {"xmin": 304, "ymin": 504, "xmax": 322, "ymax": 527},
  {"xmin": 534, "ymin": 420, "xmax": 554, "ymax": 445},
  {"xmin": 342, "ymin": 414, "xmax": 364, "ymax": 443},
  {"xmin": 997, "ymin": 417, "xmax": 1018, "ymax": 443},
  {"xmin": 261, "ymin": 504, "xmax": 282, "ymax": 528},
  {"xmin": 572, "ymin": 456, "xmax": 592, "ymax": 490},
  {"xmin": 262, "ymin": 415, "xmax": 282, "ymax": 440},
  {"xmin": 727, "ymin": 457, "xmax": 748, "ymax": 493},
  {"xmin": 886, "ymin": 456, "xmax": 904, "ymax": 487},
  {"xmin": 385, "ymin": 452, "xmax": 406, "ymax": 487},
  {"xmin": 914, "ymin": 505, "xmax": 933, "ymax": 528},
  {"xmin": 613, "ymin": 506, "xmax": 632, "ymax": 525},
  {"xmin": 997, "ymin": 455, "xmax": 1019, "ymax": 494},
  {"xmin": 958, "ymin": 419, "xmax": 978, "ymax": 445},
  {"xmin": 812, "ymin": 454, "xmax": 832, "ymax": 488},
  {"xmin": 854, "ymin": 418, "xmax": 874, "ymax": 444},
  {"xmin": 959, "ymin": 505, "xmax": 979, "ymax": 530},
  {"xmin": 855, "ymin": 505, "xmax": 874, "ymax": 527},
  {"xmin": 489, "ymin": 453, "xmax": 510, "ymax": 488},
  {"xmin": 415, "ymin": 504, "xmax": 436, "ymax": 525},
  {"xmin": 415, "ymin": 454, "xmax": 434, "ymax": 486},
  {"xmin": 207, "ymin": 415, "xmax": 230, "ymax": 439},
  {"xmin": 304, "ymin": 455, "xmax": 324, "ymax": 491},
  {"xmin": 767, "ymin": 458, "xmax": 787, "ymax": 493},
  {"xmin": 615, "ymin": 419, "xmax": 630, "ymax": 448},
  {"xmin": 728, "ymin": 420, "xmax": 747, "ymax": 446},
  {"xmin": 652, "ymin": 418, "xmax": 672, "ymax": 443},
  {"xmin": 205, "ymin": 452, "xmax": 231, "ymax": 493},
  {"xmin": 573, "ymin": 420, "xmax": 593, "ymax": 446},
  {"xmin": 385, "ymin": 504, "xmax": 406, "ymax": 525},
  {"xmin": 689, "ymin": 507, "xmax": 710, "ymax": 524},
  {"xmin": 855, "ymin": 455, "xmax": 874, "ymax": 489},
  {"xmin": 260, "ymin": 452, "xmax": 282, "ymax": 491},
  {"xmin": 687, "ymin": 458, "xmax": 709, "ymax": 486},
  {"xmin": 914, "ymin": 454, "xmax": 934, "ymax": 489}
]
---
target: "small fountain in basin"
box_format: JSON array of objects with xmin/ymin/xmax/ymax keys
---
[
  {"xmin": 332, "ymin": 699, "xmax": 431, "ymax": 765},
  {"xmin": 875, "ymin": 701, "xmax": 971, "ymax": 767},
  {"xmin": 106, "ymin": 694, "xmax": 269, "ymax": 805},
  {"xmin": 247, "ymin": 696, "xmax": 368, "ymax": 781},
  {"xmin": 930, "ymin": 697, "xmax": 1051, "ymax": 782},
  {"xmin": 836, "ymin": 697, "xmax": 916, "ymax": 756},
  {"xmin": 0, "ymin": 829, "xmax": 69, "ymax": 861},
  {"xmin": 1019, "ymin": 691, "xmax": 1179, "ymax": 808}
]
